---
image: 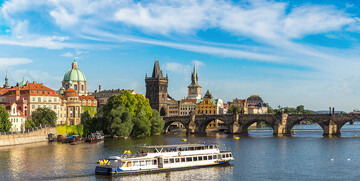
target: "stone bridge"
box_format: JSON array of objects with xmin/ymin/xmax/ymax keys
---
[{"xmin": 162, "ymin": 112, "xmax": 360, "ymax": 136}]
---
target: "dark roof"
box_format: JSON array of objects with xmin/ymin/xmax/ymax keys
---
[
  {"xmin": 189, "ymin": 65, "xmax": 200, "ymax": 87},
  {"xmin": 152, "ymin": 61, "xmax": 164, "ymax": 79},
  {"xmin": 203, "ymin": 90, "xmax": 213, "ymax": 99}
]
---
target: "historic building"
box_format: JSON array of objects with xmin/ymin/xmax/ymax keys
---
[
  {"xmin": 6, "ymin": 103, "xmax": 26, "ymax": 132},
  {"xmin": 62, "ymin": 60, "xmax": 88, "ymax": 96},
  {"xmin": 0, "ymin": 81, "xmax": 63, "ymax": 123},
  {"xmin": 246, "ymin": 95, "xmax": 263, "ymax": 106},
  {"xmin": 228, "ymin": 98, "xmax": 249, "ymax": 114},
  {"xmin": 187, "ymin": 65, "xmax": 201, "ymax": 99},
  {"xmin": 167, "ymin": 96, "xmax": 179, "ymax": 116},
  {"xmin": 196, "ymin": 90, "xmax": 223, "ymax": 115},
  {"xmin": 179, "ymin": 99, "xmax": 196, "ymax": 116},
  {"xmin": 145, "ymin": 60, "xmax": 169, "ymax": 116}
]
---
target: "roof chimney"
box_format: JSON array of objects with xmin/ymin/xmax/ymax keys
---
[{"xmin": 99, "ymin": 85, "xmax": 101, "ymax": 92}]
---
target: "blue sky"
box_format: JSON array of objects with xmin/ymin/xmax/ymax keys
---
[{"xmin": 1, "ymin": 0, "xmax": 360, "ymax": 112}]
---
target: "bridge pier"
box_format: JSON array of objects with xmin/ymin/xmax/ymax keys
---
[
  {"xmin": 273, "ymin": 113, "xmax": 291, "ymax": 136},
  {"xmin": 187, "ymin": 112, "xmax": 196, "ymax": 134},
  {"xmin": 323, "ymin": 120, "xmax": 340, "ymax": 136}
]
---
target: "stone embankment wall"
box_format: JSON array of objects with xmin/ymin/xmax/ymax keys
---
[{"xmin": 0, "ymin": 127, "xmax": 56, "ymax": 147}]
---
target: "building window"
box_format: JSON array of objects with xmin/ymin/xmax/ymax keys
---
[
  {"xmin": 32, "ymin": 105, "xmax": 35, "ymax": 109},
  {"xmin": 74, "ymin": 84, "xmax": 78, "ymax": 90},
  {"xmin": 81, "ymin": 85, "xmax": 84, "ymax": 91},
  {"xmin": 32, "ymin": 97, "xmax": 35, "ymax": 101},
  {"xmin": 43, "ymin": 105, "xmax": 46, "ymax": 108},
  {"xmin": 54, "ymin": 98, "xmax": 57, "ymax": 102},
  {"xmin": 38, "ymin": 105, "xmax": 40, "ymax": 108},
  {"xmin": 54, "ymin": 105, "xmax": 57, "ymax": 109},
  {"xmin": 38, "ymin": 98, "xmax": 41, "ymax": 102}
]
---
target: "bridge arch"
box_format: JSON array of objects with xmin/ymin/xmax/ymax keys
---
[
  {"xmin": 239, "ymin": 117, "xmax": 277, "ymax": 135},
  {"xmin": 196, "ymin": 118, "xmax": 233, "ymax": 133},
  {"xmin": 286, "ymin": 115, "xmax": 330, "ymax": 135}
]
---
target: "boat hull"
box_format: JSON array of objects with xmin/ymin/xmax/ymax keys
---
[{"xmin": 95, "ymin": 161, "xmax": 231, "ymax": 176}]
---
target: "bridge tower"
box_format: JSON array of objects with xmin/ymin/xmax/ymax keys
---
[
  {"xmin": 146, "ymin": 60, "xmax": 169, "ymax": 116},
  {"xmin": 187, "ymin": 64, "xmax": 201, "ymax": 99}
]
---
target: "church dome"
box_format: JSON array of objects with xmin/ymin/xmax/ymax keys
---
[{"xmin": 63, "ymin": 60, "xmax": 87, "ymax": 82}]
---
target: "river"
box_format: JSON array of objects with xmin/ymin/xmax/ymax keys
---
[{"xmin": 2, "ymin": 123, "xmax": 360, "ymax": 180}]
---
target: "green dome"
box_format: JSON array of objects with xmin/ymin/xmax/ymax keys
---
[{"xmin": 63, "ymin": 61, "xmax": 87, "ymax": 82}]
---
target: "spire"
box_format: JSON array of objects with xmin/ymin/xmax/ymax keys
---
[
  {"xmin": 204, "ymin": 90, "xmax": 213, "ymax": 99},
  {"xmin": 3, "ymin": 69, "xmax": 10, "ymax": 88},
  {"xmin": 72, "ymin": 60, "xmax": 78, "ymax": 69},
  {"xmin": 151, "ymin": 60, "xmax": 164, "ymax": 79},
  {"xmin": 189, "ymin": 64, "xmax": 199, "ymax": 87}
]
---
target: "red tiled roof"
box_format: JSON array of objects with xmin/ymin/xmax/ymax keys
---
[
  {"xmin": 79, "ymin": 96, "xmax": 96, "ymax": 100},
  {"xmin": 181, "ymin": 99, "xmax": 196, "ymax": 104},
  {"xmin": 3, "ymin": 82, "xmax": 59, "ymax": 97}
]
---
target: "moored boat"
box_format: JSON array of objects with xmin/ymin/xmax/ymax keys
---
[{"xmin": 95, "ymin": 143, "xmax": 234, "ymax": 175}]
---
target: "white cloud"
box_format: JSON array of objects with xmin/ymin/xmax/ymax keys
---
[
  {"xmin": 192, "ymin": 60, "xmax": 205, "ymax": 67},
  {"xmin": 165, "ymin": 62, "xmax": 191, "ymax": 74},
  {"xmin": 61, "ymin": 52, "xmax": 74, "ymax": 57},
  {"xmin": 0, "ymin": 58, "xmax": 32, "ymax": 66}
]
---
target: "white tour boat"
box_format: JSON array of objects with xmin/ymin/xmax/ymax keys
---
[{"xmin": 95, "ymin": 143, "xmax": 234, "ymax": 175}]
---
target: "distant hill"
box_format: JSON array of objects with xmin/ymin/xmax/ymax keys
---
[{"xmin": 315, "ymin": 110, "xmax": 347, "ymax": 114}]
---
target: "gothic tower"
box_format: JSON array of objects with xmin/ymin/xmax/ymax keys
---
[
  {"xmin": 187, "ymin": 65, "xmax": 201, "ymax": 99},
  {"xmin": 146, "ymin": 60, "xmax": 168, "ymax": 116}
]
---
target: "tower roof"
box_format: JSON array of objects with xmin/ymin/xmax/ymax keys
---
[
  {"xmin": 189, "ymin": 64, "xmax": 200, "ymax": 87},
  {"xmin": 151, "ymin": 61, "xmax": 164, "ymax": 79},
  {"xmin": 204, "ymin": 90, "xmax": 213, "ymax": 99},
  {"xmin": 63, "ymin": 60, "xmax": 87, "ymax": 82}
]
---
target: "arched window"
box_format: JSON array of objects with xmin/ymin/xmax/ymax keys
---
[
  {"xmin": 81, "ymin": 85, "xmax": 84, "ymax": 91},
  {"xmin": 74, "ymin": 84, "xmax": 78, "ymax": 90}
]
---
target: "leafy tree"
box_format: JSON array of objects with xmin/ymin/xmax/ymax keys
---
[
  {"xmin": 82, "ymin": 111, "xmax": 104, "ymax": 137},
  {"xmin": 103, "ymin": 90, "xmax": 154, "ymax": 137},
  {"xmin": 25, "ymin": 118, "xmax": 35, "ymax": 129},
  {"xmin": 107, "ymin": 106, "xmax": 133, "ymax": 137},
  {"xmin": 0, "ymin": 106, "xmax": 11, "ymax": 132},
  {"xmin": 32, "ymin": 107, "xmax": 57, "ymax": 126},
  {"xmin": 131, "ymin": 113, "xmax": 151, "ymax": 137},
  {"xmin": 150, "ymin": 109, "xmax": 164, "ymax": 135},
  {"xmin": 296, "ymin": 105, "xmax": 305, "ymax": 113},
  {"xmin": 227, "ymin": 105, "xmax": 241, "ymax": 114}
]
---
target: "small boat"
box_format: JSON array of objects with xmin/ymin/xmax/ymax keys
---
[
  {"xmin": 87, "ymin": 132, "xmax": 104, "ymax": 143},
  {"xmin": 47, "ymin": 133, "xmax": 57, "ymax": 142},
  {"xmin": 95, "ymin": 143, "xmax": 234, "ymax": 175}
]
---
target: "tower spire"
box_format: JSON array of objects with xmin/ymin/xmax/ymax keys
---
[
  {"xmin": 152, "ymin": 60, "xmax": 164, "ymax": 79},
  {"xmin": 3, "ymin": 69, "xmax": 10, "ymax": 88}
]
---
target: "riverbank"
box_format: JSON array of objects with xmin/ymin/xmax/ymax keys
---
[{"xmin": 0, "ymin": 127, "xmax": 56, "ymax": 147}]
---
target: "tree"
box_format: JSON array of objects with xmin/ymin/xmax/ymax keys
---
[
  {"xmin": 25, "ymin": 118, "xmax": 35, "ymax": 129},
  {"xmin": 0, "ymin": 106, "xmax": 11, "ymax": 132},
  {"xmin": 150, "ymin": 109, "xmax": 164, "ymax": 135},
  {"xmin": 32, "ymin": 107, "xmax": 57, "ymax": 126},
  {"xmin": 103, "ymin": 90, "xmax": 154, "ymax": 137},
  {"xmin": 107, "ymin": 106, "xmax": 133, "ymax": 137},
  {"xmin": 296, "ymin": 105, "xmax": 305, "ymax": 114},
  {"xmin": 227, "ymin": 105, "xmax": 241, "ymax": 114}
]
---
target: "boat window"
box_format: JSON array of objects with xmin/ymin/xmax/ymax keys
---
[
  {"xmin": 133, "ymin": 161, "xmax": 139, "ymax": 166},
  {"xmin": 227, "ymin": 154, "xmax": 230, "ymax": 157},
  {"xmin": 175, "ymin": 158, "xmax": 180, "ymax": 163},
  {"xmin": 196, "ymin": 146, "xmax": 201, "ymax": 150},
  {"xmin": 198, "ymin": 156, "xmax": 203, "ymax": 161},
  {"xmin": 121, "ymin": 162, "xmax": 126, "ymax": 167},
  {"xmin": 214, "ymin": 145, "xmax": 218, "ymax": 149},
  {"xmin": 186, "ymin": 157, "xmax": 192, "ymax": 162},
  {"xmin": 153, "ymin": 159, "xmax": 157, "ymax": 165},
  {"xmin": 193, "ymin": 157, "xmax": 198, "ymax": 161},
  {"xmin": 209, "ymin": 145, "xmax": 213, "ymax": 149},
  {"xmin": 230, "ymin": 154, "xmax": 232, "ymax": 158},
  {"xmin": 181, "ymin": 158, "xmax": 186, "ymax": 162},
  {"xmin": 189, "ymin": 147, "xmax": 194, "ymax": 151},
  {"xmin": 164, "ymin": 159, "xmax": 169, "ymax": 164},
  {"xmin": 205, "ymin": 145, "xmax": 208, "ymax": 149},
  {"xmin": 204, "ymin": 156, "xmax": 208, "ymax": 160},
  {"xmin": 146, "ymin": 160, "xmax": 152, "ymax": 165},
  {"xmin": 140, "ymin": 161, "xmax": 145, "ymax": 166},
  {"xmin": 213, "ymin": 155, "xmax": 217, "ymax": 159},
  {"xmin": 222, "ymin": 154, "xmax": 225, "ymax": 158},
  {"xmin": 208, "ymin": 156, "xmax": 212, "ymax": 160},
  {"xmin": 127, "ymin": 162, "xmax": 132, "ymax": 167},
  {"xmin": 170, "ymin": 158, "xmax": 175, "ymax": 163}
]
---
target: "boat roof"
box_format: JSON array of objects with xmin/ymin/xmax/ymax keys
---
[{"xmin": 137, "ymin": 143, "xmax": 217, "ymax": 149}]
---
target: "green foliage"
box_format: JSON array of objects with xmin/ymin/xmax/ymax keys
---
[
  {"xmin": 0, "ymin": 106, "xmax": 11, "ymax": 132},
  {"xmin": 56, "ymin": 125, "xmax": 83, "ymax": 136},
  {"xmin": 82, "ymin": 110, "xmax": 106, "ymax": 137},
  {"xmin": 227, "ymin": 105, "xmax": 241, "ymax": 114},
  {"xmin": 150, "ymin": 109, "xmax": 164, "ymax": 135},
  {"xmin": 107, "ymin": 106, "xmax": 133, "ymax": 137},
  {"xmin": 32, "ymin": 108, "xmax": 57, "ymax": 126},
  {"xmin": 82, "ymin": 106, "xmax": 97, "ymax": 117},
  {"xmin": 25, "ymin": 118, "xmax": 35, "ymax": 129},
  {"xmin": 272, "ymin": 105, "xmax": 314, "ymax": 114},
  {"xmin": 102, "ymin": 90, "xmax": 155, "ymax": 137},
  {"xmin": 131, "ymin": 113, "xmax": 151, "ymax": 137},
  {"xmin": 103, "ymin": 90, "xmax": 152, "ymax": 119}
]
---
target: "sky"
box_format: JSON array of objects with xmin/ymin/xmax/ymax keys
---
[{"xmin": 0, "ymin": 0, "xmax": 360, "ymax": 112}]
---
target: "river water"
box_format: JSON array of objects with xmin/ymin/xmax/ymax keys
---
[{"xmin": 2, "ymin": 123, "xmax": 360, "ymax": 180}]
